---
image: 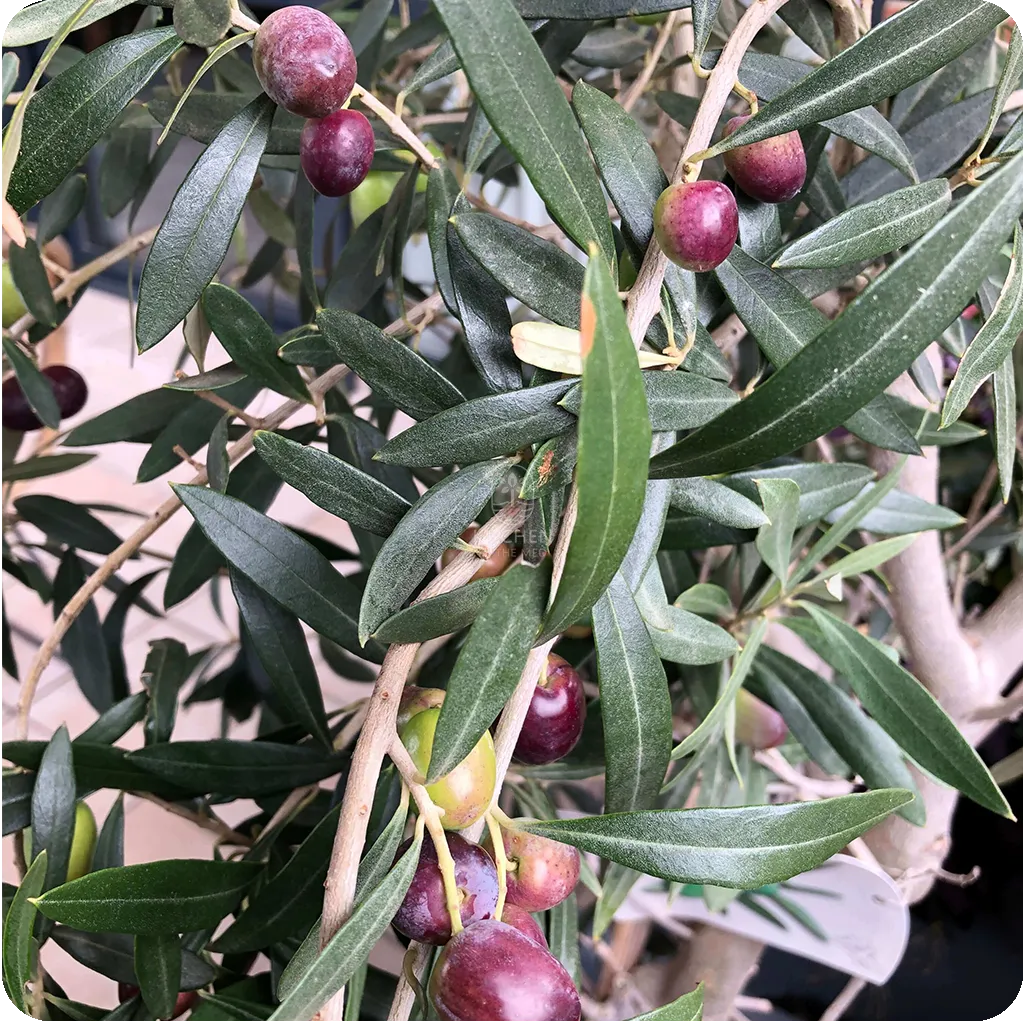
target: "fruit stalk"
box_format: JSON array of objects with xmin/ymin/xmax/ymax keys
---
[
  {"xmin": 484, "ymin": 812, "xmax": 509, "ymax": 920},
  {"xmin": 351, "ymin": 84, "xmax": 441, "ymax": 171}
]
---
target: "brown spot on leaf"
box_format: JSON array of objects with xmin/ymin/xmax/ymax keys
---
[{"xmin": 579, "ymin": 295, "xmax": 596, "ymax": 359}]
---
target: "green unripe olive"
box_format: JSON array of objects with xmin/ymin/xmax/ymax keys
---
[
  {"xmin": 618, "ymin": 251, "xmax": 638, "ymax": 291},
  {"xmin": 23, "ymin": 801, "xmax": 97, "ymax": 881},
  {"xmin": 350, "ymin": 142, "xmax": 444, "ymax": 228},
  {"xmin": 3, "ymin": 261, "xmax": 27, "ymax": 328},
  {"xmin": 399, "ymin": 708, "xmax": 496, "ymax": 829}
]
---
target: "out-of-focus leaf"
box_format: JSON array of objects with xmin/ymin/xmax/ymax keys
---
[
  {"xmin": 428, "ymin": 562, "xmax": 548, "ymax": 782},
  {"xmin": 133, "ymin": 933, "xmax": 181, "ymax": 1021},
  {"xmin": 63, "ymin": 388, "xmax": 192, "ymax": 447},
  {"xmin": 172, "ymin": 485, "xmax": 384, "ymax": 662},
  {"xmin": 317, "ymin": 308, "xmax": 464, "ymax": 421},
  {"xmin": 522, "ymin": 789, "xmax": 912, "ymax": 888},
  {"xmin": 650, "ymin": 156, "xmax": 1022, "ymax": 478},
  {"xmin": 434, "ymin": 0, "xmax": 614, "ymax": 263},
  {"xmin": 136, "ymin": 95, "xmax": 273, "ymax": 352},
  {"xmin": 1, "ymin": 339, "xmax": 60, "ymax": 429},
  {"xmin": 92, "ymin": 795, "xmax": 125, "ymax": 872},
  {"xmin": 7, "ymin": 28, "xmax": 181, "ymax": 213},
  {"xmin": 36, "ymin": 860, "xmax": 261, "ymax": 934},
  {"xmin": 358, "ymin": 459, "xmax": 515, "ymax": 643},
  {"xmin": 376, "ymin": 380, "xmax": 574, "ymax": 467},
  {"xmin": 800, "ymin": 604, "xmax": 1012, "ymax": 818},
  {"xmin": 15, "ymin": 495, "xmax": 122, "ymax": 556},
  {"xmin": 30, "ymin": 725, "xmax": 76, "ymax": 894},
  {"xmin": 632, "ymin": 984, "xmax": 704, "ymax": 1021},
  {"xmin": 8, "ymin": 237, "xmax": 58, "ymax": 326},
  {"xmin": 779, "ymin": 0, "xmax": 833, "ymax": 58},
  {"xmin": 254, "ymin": 430, "xmax": 410, "ymax": 536},
  {"xmin": 774, "ymin": 179, "xmax": 951, "ymax": 270},
  {"xmin": 542, "ymin": 250, "xmax": 651, "ymax": 640},
  {"xmin": 594, "ymin": 573, "xmax": 672, "ymax": 812},
  {"xmin": 706, "ymin": 1, "xmax": 1006, "ymax": 159},
  {"xmin": 231, "ymin": 570, "xmax": 332, "ymax": 750},
  {"xmin": 4, "ymin": 453, "xmax": 96, "ymax": 483},
  {"xmin": 943, "ymin": 225, "xmax": 1022, "ymax": 427}
]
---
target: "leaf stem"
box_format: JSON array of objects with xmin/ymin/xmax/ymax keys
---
[
  {"xmin": 351, "ymin": 84, "xmax": 440, "ymax": 170},
  {"xmin": 484, "ymin": 811, "xmax": 509, "ymax": 920}
]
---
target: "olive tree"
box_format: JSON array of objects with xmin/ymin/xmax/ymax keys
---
[{"xmin": 2, "ymin": 0, "xmax": 1021, "ymax": 1019}]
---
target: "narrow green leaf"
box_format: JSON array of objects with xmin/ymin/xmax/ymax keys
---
[
  {"xmin": 36, "ymin": 860, "xmax": 261, "ymax": 934},
  {"xmin": 376, "ymin": 380, "xmax": 575, "ymax": 467},
  {"xmin": 522, "ymin": 789, "xmax": 912, "ymax": 888},
  {"xmin": 648, "ymin": 603, "xmax": 739, "ymax": 666},
  {"xmin": 434, "ymin": 0, "xmax": 614, "ymax": 263},
  {"xmin": 136, "ymin": 94, "xmax": 274, "ymax": 351},
  {"xmin": 650, "ymin": 156, "xmax": 1022, "ymax": 478},
  {"xmin": 675, "ymin": 583, "xmax": 734, "ymax": 619},
  {"xmin": 269, "ymin": 832, "xmax": 423, "ymax": 1021},
  {"xmin": 691, "ymin": 0, "xmax": 720, "ymax": 62},
  {"xmin": 2, "ymin": 852, "xmax": 46, "ymax": 1013},
  {"xmin": 173, "ymin": 485, "xmax": 384, "ymax": 662},
  {"xmin": 254, "ymin": 430, "xmax": 410, "ymax": 536},
  {"xmin": 672, "ymin": 619, "xmax": 767, "ymax": 760},
  {"xmin": 426, "ymin": 165, "xmax": 460, "ymax": 315},
  {"xmin": 3, "ymin": 452, "xmax": 95, "ymax": 483},
  {"xmin": 63, "ymin": 387, "xmax": 193, "ymax": 447},
  {"xmin": 99, "ymin": 126, "xmax": 151, "ymax": 219},
  {"xmin": 801, "ymin": 603, "xmax": 1012, "ymax": 819},
  {"xmin": 842, "ymin": 88, "xmax": 996, "ymax": 206},
  {"xmin": 670, "ymin": 478, "xmax": 769, "ymax": 530},
  {"xmin": 542, "ymin": 250, "xmax": 651, "ymax": 640},
  {"xmin": 755, "ymin": 648, "xmax": 923, "ymax": 824},
  {"xmin": 76, "ymin": 693, "xmax": 148, "ymax": 746},
  {"xmin": 141, "ymin": 639, "xmax": 188, "ymax": 746},
  {"xmin": 1, "ymin": 339, "xmax": 60, "ymax": 430},
  {"xmin": 428, "ymin": 562, "xmax": 548, "ymax": 782},
  {"xmin": 7, "ymin": 27, "xmax": 181, "ymax": 213},
  {"xmin": 774, "ymin": 179, "xmax": 952, "ymax": 270},
  {"xmin": 15, "ymin": 495, "xmax": 122, "ymax": 556},
  {"xmin": 591, "ymin": 862, "xmax": 641, "ymax": 940},
  {"xmin": 1, "ymin": 52, "xmax": 16, "ymax": 102},
  {"xmin": 779, "ymin": 0, "xmax": 834, "ymax": 58},
  {"xmin": 713, "ymin": 247, "xmax": 921, "ymax": 454},
  {"xmin": 8, "ymin": 237, "xmax": 58, "ymax": 326},
  {"xmin": 943, "ymin": 226, "xmax": 1022, "ymax": 426},
  {"xmin": 129, "ymin": 740, "xmax": 346, "ymax": 798},
  {"xmin": 134, "ymin": 934, "xmax": 180, "ymax": 1021},
  {"xmin": 993, "ymin": 352, "xmax": 1017, "ymax": 504},
  {"xmin": 977, "ymin": 26, "xmax": 1023, "ymax": 155},
  {"xmin": 632, "ymin": 983, "xmax": 704, "ymax": 1021},
  {"xmin": 594, "ymin": 573, "xmax": 672, "ymax": 812},
  {"xmin": 230, "ymin": 569, "xmax": 332, "ymax": 751},
  {"xmin": 210, "ymin": 804, "xmax": 342, "ymax": 954},
  {"xmin": 92, "ymin": 795, "xmax": 125, "ymax": 872},
  {"xmin": 707, "ymin": 1, "xmax": 1006, "ymax": 158},
  {"xmin": 201, "ymin": 285, "xmax": 308, "ymax": 402},
  {"xmin": 4, "ymin": 0, "xmax": 140, "ymax": 46},
  {"xmin": 317, "ymin": 308, "xmax": 464, "ymax": 421},
  {"xmin": 373, "ymin": 577, "xmax": 499, "ymax": 643},
  {"xmin": 53, "ymin": 552, "xmax": 114, "ymax": 712},
  {"xmin": 548, "ymin": 891, "xmax": 581, "ymax": 989},
  {"xmin": 755, "ymin": 479, "xmax": 800, "ymax": 584},
  {"xmin": 358, "ymin": 459, "xmax": 515, "ymax": 643},
  {"xmin": 30, "ymin": 725, "xmax": 76, "ymax": 894}
]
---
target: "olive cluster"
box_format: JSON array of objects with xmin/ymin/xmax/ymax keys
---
[{"xmin": 253, "ymin": 7, "xmax": 374, "ymax": 198}]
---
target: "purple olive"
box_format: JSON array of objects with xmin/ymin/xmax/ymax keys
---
[
  {"xmin": 300, "ymin": 109, "xmax": 375, "ymax": 198},
  {"xmin": 252, "ymin": 6, "xmax": 356, "ymax": 119},
  {"xmin": 429, "ymin": 920, "xmax": 581, "ymax": 1021},
  {"xmin": 513, "ymin": 654, "xmax": 586, "ymax": 766},
  {"xmin": 500, "ymin": 903, "xmax": 548, "ymax": 948},
  {"xmin": 653, "ymin": 180, "xmax": 738, "ymax": 272},
  {"xmin": 392, "ymin": 833, "xmax": 499, "ymax": 945},
  {"xmin": 722, "ymin": 115, "xmax": 807, "ymax": 204},
  {"xmin": 2, "ymin": 365, "xmax": 87, "ymax": 432},
  {"xmin": 485, "ymin": 825, "xmax": 580, "ymax": 913}
]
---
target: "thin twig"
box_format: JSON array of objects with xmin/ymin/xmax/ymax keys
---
[
  {"xmin": 351, "ymin": 84, "xmax": 441, "ymax": 170},
  {"xmin": 944, "ymin": 502, "xmax": 1005, "ymax": 560},
  {"xmin": 132, "ymin": 792, "xmax": 252, "ymax": 846},
  {"xmin": 620, "ymin": 11, "xmax": 680, "ymax": 113},
  {"xmin": 14, "ymin": 294, "xmax": 443, "ymax": 740},
  {"xmin": 196, "ymin": 388, "xmax": 266, "ymax": 427},
  {"xmin": 820, "ymin": 976, "xmax": 868, "ymax": 1021}
]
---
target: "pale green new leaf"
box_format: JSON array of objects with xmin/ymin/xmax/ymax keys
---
[{"xmin": 755, "ymin": 480, "xmax": 800, "ymax": 585}]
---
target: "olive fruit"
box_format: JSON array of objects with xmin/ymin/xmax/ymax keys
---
[
  {"xmin": 653, "ymin": 180, "xmax": 738, "ymax": 272},
  {"xmin": 486, "ymin": 825, "xmax": 579, "ymax": 913},
  {"xmin": 429, "ymin": 920, "xmax": 581, "ymax": 1021},
  {"xmin": 252, "ymin": 6, "xmax": 356, "ymax": 119},
  {"xmin": 500, "ymin": 903, "xmax": 548, "ymax": 948},
  {"xmin": 441, "ymin": 526, "xmax": 513, "ymax": 581},
  {"xmin": 1, "ymin": 365, "xmax": 88, "ymax": 432},
  {"xmin": 722, "ymin": 115, "xmax": 807, "ymax": 204},
  {"xmin": 513, "ymin": 653, "xmax": 586, "ymax": 766},
  {"xmin": 2, "ymin": 260, "xmax": 27, "ymax": 327},
  {"xmin": 23, "ymin": 801, "xmax": 96, "ymax": 882},
  {"xmin": 300, "ymin": 109, "xmax": 375, "ymax": 198},
  {"xmin": 392, "ymin": 833, "xmax": 498, "ymax": 945},
  {"xmin": 397, "ymin": 685, "xmax": 446, "ymax": 730},
  {"xmin": 399, "ymin": 707, "xmax": 496, "ymax": 829},
  {"xmin": 735, "ymin": 689, "xmax": 787, "ymax": 750}
]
